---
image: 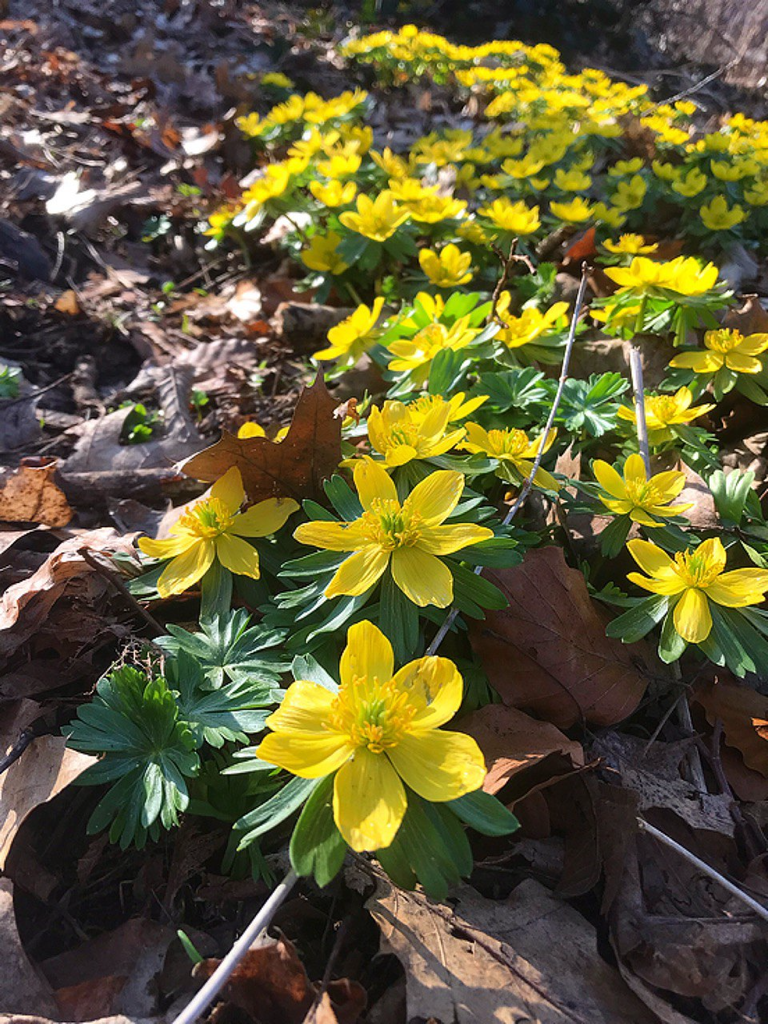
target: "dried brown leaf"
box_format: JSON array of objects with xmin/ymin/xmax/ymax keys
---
[
  {"xmin": 0, "ymin": 461, "xmax": 72, "ymax": 527},
  {"xmin": 0, "ymin": 879, "xmax": 58, "ymax": 1016},
  {"xmin": 181, "ymin": 372, "xmax": 342, "ymax": 504},
  {"xmin": 471, "ymin": 547, "xmax": 655, "ymax": 729},
  {"xmin": 693, "ymin": 680, "xmax": 768, "ymax": 776}
]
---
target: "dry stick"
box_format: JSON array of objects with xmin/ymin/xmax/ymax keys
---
[
  {"xmin": 81, "ymin": 550, "xmax": 164, "ymax": 636},
  {"xmin": 637, "ymin": 819, "xmax": 768, "ymax": 926},
  {"xmin": 427, "ymin": 264, "xmax": 590, "ymax": 658},
  {"xmin": 171, "ymin": 869, "xmax": 299, "ymax": 1024}
]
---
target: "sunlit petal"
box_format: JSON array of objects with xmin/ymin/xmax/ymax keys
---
[
  {"xmin": 404, "ymin": 470, "xmax": 464, "ymax": 525},
  {"xmin": 215, "ymin": 534, "xmax": 261, "ymax": 578},
  {"xmin": 706, "ymin": 569, "xmax": 768, "ymax": 607},
  {"xmin": 393, "ymin": 656, "xmax": 463, "ymax": 729},
  {"xmin": 627, "ymin": 539, "xmax": 677, "ymax": 576},
  {"xmin": 593, "ymin": 460, "xmax": 627, "ymax": 498},
  {"xmin": 256, "ymin": 731, "xmax": 352, "ymax": 778},
  {"xmin": 333, "ymin": 749, "xmax": 406, "ymax": 851},
  {"xmin": 673, "ymin": 587, "xmax": 712, "ymax": 643},
  {"xmin": 232, "ymin": 497, "xmax": 299, "ymax": 537},
  {"xmin": 390, "ymin": 546, "xmax": 454, "ymax": 607},
  {"xmin": 210, "ymin": 466, "xmax": 245, "ymax": 513},
  {"xmin": 326, "ymin": 547, "xmax": 390, "ymax": 597},
  {"xmin": 340, "ymin": 620, "xmax": 394, "ymax": 688},
  {"xmin": 266, "ymin": 680, "xmax": 338, "ymax": 732},
  {"xmin": 417, "ymin": 523, "xmax": 493, "ymax": 555},
  {"xmin": 354, "ymin": 457, "xmax": 398, "ymax": 510},
  {"xmin": 157, "ymin": 540, "xmax": 215, "ymax": 597},
  {"xmin": 388, "ymin": 729, "xmax": 486, "ymax": 802},
  {"xmin": 294, "ymin": 520, "xmax": 369, "ymax": 551}
]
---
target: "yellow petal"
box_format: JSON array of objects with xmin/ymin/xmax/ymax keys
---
[
  {"xmin": 725, "ymin": 353, "xmax": 763, "ymax": 374},
  {"xmin": 385, "ymin": 444, "xmax": 419, "ymax": 467},
  {"xmin": 705, "ymin": 569, "xmax": 768, "ymax": 607},
  {"xmin": 649, "ymin": 470, "xmax": 687, "ymax": 499},
  {"xmin": 593, "ymin": 460, "xmax": 627, "ymax": 499},
  {"xmin": 340, "ymin": 620, "xmax": 394, "ymax": 689},
  {"xmin": 256, "ymin": 731, "xmax": 352, "ymax": 778},
  {"xmin": 390, "ymin": 546, "xmax": 454, "ymax": 607},
  {"xmin": 266, "ymin": 680, "xmax": 337, "ymax": 732},
  {"xmin": 214, "ymin": 533, "xmax": 261, "ymax": 578},
  {"xmin": 696, "ymin": 537, "xmax": 727, "ymax": 574},
  {"xmin": 393, "ymin": 655, "xmax": 463, "ymax": 730},
  {"xmin": 232, "ymin": 497, "xmax": 299, "ymax": 537},
  {"xmin": 673, "ymin": 588, "xmax": 712, "ymax": 643},
  {"xmin": 138, "ymin": 534, "xmax": 194, "ymax": 559},
  {"xmin": 326, "ymin": 547, "xmax": 390, "ymax": 597},
  {"xmin": 354, "ymin": 458, "xmax": 398, "ymax": 511},
  {"xmin": 627, "ymin": 571, "xmax": 686, "ymax": 595},
  {"xmin": 210, "ymin": 466, "xmax": 245, "ymax": 513},
  {"xmin": 333, "ymin": 748, "xmax": 407, "ymax": 851},
  {"xmin": 623, "ymin": 453, "xmax": 648, "ymax": 485},
  {"xmin": 294, "ymin": 520, "xmax": 369, "ymax": 551},
  {"xmin": 417, "ymin": 523, "xmax": 493, "ymax": 555},
  {"xmin": 736, "ymin": 333, "xmax": 768, "ymax": 356},
  {"xmin": 388, "ymin": 729, "xmax": 486, "ymax": 802},
  {"xmin": 668, "ymin": 351, "xmax": 723, "ymax": 373},
  {"xmin": 627, "ymin": 539, "xmax": 676, "ymax": 577},
  {"xmin": 157, "ymin": 539, "xmax": 215, "ymax": 597},
  {"xmin": 629, "ymin": 508, "xmax": 663, "ymax": 527},
  {"xmin": 404, "ymin": 470, "xmax": 463, "ymax": 526}
]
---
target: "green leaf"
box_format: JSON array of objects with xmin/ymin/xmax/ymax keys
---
[
  {"xmin": 199, "ymin": 560, "xmax": 233, "ymax": 624},
  {"xmin": 449, "ymin": 561, "xmax": 508, "ymax": 612},
  {"xmin": 236, "ymin": 775, "xmax": 320, "ymax": 847},
  {"xmin": 599, "ymin": 516, "xmax": 631, "ymax": 559},
  {"xmin": 380, "ymin": 570, "xmax": 420, "ymax": 664},
  {"xmin": 324, "ymin": 474, "xmax": 363, "ymax": 520},
  {"xmin": 605, "ymin": 594, "xmax": 670, "ymax": 643},
  {"xmin": 289, "ymin": 774, "xmax": 347, "ymax": 886},
  {"xmin": 158, "ymin": 609, "xmax": 288, "ymax": 689},
  {"xmin": 658, "ymin": 611, "xmax": 687, "ymax": 663},
  {"xmin": 448, "ymin": 789, "xmax": 520, "ymax": 836},
  {"xmin": 291, "ymin": 653, "xmax": 339, "ymax": 692}
]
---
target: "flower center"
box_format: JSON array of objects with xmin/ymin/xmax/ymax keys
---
[
  {"xmin": 360, "ymin": 498, "xmax": 423, "ymax": 550},
  {"xmin": 328, "ymin": 675, "xmax": 416, "ymax": 753},
  {"xmin": 178, "ymin": 497, "xmax": 235, "ymax": 539},
  {"xmin": 648, "ymin": 396, "xmax": 679, "ymax": 423},
  {"xmin": 487, "ymin": 428, "xmax": 528, "ymax": 457},
  {"xmin": 673, "ymin": 550, "xmax": 721, "ymax": 588},
  {"xmin": 623, "ymin": 479, "xmax": 664, "ymax": 508},
  {"xmin": 707, "ymin": 329, "xmax": 740, "ymax": 353}
]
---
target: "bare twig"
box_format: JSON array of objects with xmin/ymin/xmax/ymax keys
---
[
  {"xmin": 628, "ymin": 346, "xmax": 651, "ymax": 477},
  {"xmin": 81, "ymin": 550, "xmax": 164, "ymax": 636},
  {"xmin": 487, "ymin": 240, "xmax": 535, "ymax": 327},
  {"xmin": 0, "ymin": 728, "xmax": 36, "ymax": 776},
  {"xmin": 171, "ymin": 869, "xmax": 298, "ymax": 1024},
  {"xmin": 426, "ymin": 264, "xmax": 590, "ymax": 657},
  {"xmin": 0, "ymin": 371, "xmax": 75, "ymax": 408},
  {"xmin": 638, "ymin": 819, "xmax": 768, "ymax": 925}
]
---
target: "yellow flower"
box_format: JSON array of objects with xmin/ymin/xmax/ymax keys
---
[
  {"xmin": 700, "ymin": 195, "xmax": 747, "ymax": 231},
  {"xmin": 261, "ymin": 72, "xmax": 293, "ymax": 88},
  {"xmin": 478, "ymin": 198, "xmax": 541, "ymax": 235},
  {"xmin": 309, "ymin": 179, "xmax": 357, "ymax": 207},
  {"xmin": 293, "ymin": 459, "xmax": 493, "ymax": 607},
  {"xmin": 316, "ymin": 152, "xmax": 362, "ymax": 179},
  {"xmin": 388, "ymin": 177, "xmax": 435, "ymax": 205},
  {"xmin": 664, "ymin": 256, "xmax": 720, "ymax": 296},
  {"xmin": 370, "ymin": 147, "xmax": 410, "ymax": 178},
  {"xmin": 497, "ymin": 302, "xmax": 569, "ymax": 349},
  {"xmin": 550, "ymin": 196, "xmax": 594, "ymax": 222},
  {"xmin": 300, "ymin": 231, "xmax": 350, "ymax": 275},
  {"xmin": 138, "ymin": 468, "xmax": 298, "ymax": 598},
  {"xmin": 669, "ymin": 328, "xmax": 768, "ymax": 375},
  {"xmin": 617, "ymin": 386, "xmax": 715, "ymax": 445},
  {"xmin": 608, "ymin": 158, "xmax": 644, "ymax": 176},
  {"xmin": 408, "ymin": 194, "xmax": 467, "ymax": 223},
  {"xmin": 671, "ymin": 167, "xmax": 708, "ymax": 197},
  {"xmin": 367, "ymin": 400, "xmax": 466, "ymax": 466},
  {"xmin": 461, "ymin": 423, "xmax": 559, "ymax": 490},
  {"xmin": 501, "ymin": 155, "xmax": 545, "ymax": 179},
  {"xmin": 419, "ymin": 244, "xmax": 473, "ymax": 287},
  {"xmin": 743, "ymin": 179, "xmax": 768, "ymax": 206},
  {"xmin": 339, "ymin": 191, "xmax": 410, "ymax": 242},
  {"xmin": 611, "ymin": 174, "xmax": 647, "ymax": 211},
  {"xmin": 627, "ymin": 538, "xmax": 768, "ymax": 643},
  {"xmin": 553, "ymin": 167, "xmax": 592, "ymax": 191},
  {"xmin": 593, "ymin": 454, "xmax": 692, "ymax": 526},
  {"xmin": 255, "ymin": 619, "xmax": 486, "ymax": 851},
  {"xmin": 407, "ymin": 392, "xmax": 488, "ymax": 424},
  {"xmin": 603, "ymin": 234, "xmax": 658, "ymax": 255},
  {"xmin": 592, "ymin": 202, "xmax": 627, "ymax": 229},
  {"xmin": 652, "ymin": 160, "xmax": 680, "ymax": 182},
  {"xmin": 711, "ymin": 158, "xmax": 757, "ymax": 181},
  {"xmin": 314, "ymin": 297, "xmax": 386, "ymax": 362},
  {"xmin": 387, "ymin": 318, "xmax": 479, "ymax": 384}
]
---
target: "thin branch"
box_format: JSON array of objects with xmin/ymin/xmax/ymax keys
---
[
  {"xmin": 628, "ymin": 346, "xmax": 651, "ymax": 477},
  {"xmin": 81, "ymin": 550, "xmax": 164, "ymax": 636},
  {"xmin": 171, "ymin": 869, "xmax": 298, "ymax": 1024},
  {"xmin": 0, "ymin": 728, "xmax": 36, "ymax": 776},
  {"xmin": 638, "ymin": 818, "xmax": 768, "ymax": 925}
]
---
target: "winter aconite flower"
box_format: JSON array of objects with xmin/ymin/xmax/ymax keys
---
[
  {"xmin": 478, "ymin": 198, "xmax": 541, "ymax": 235},
  {"xmin": 603, "ymin": 234, "xmax": 658, "ymax": 255},
  {"xmin": 617, "ymin": 387, "xmax": 714, "ymax": 445},
  {"xmin": 301, "ymin": 231, "xmax": 350, "ymax": 275},
  {"xmin": 592, "ymin": 454, "xmax": 692, "ymax": 526},
  {"xmin": 293, "ymin": 458, "xmax": 492, "ymax": 607},
  {"xmin": 669, "ymin": 328, "xmax": 768, "ymax": 376},
  {"xmin": 626, "ymin": 538, "xmax": 768, "ymax": 642},
  {"xmin": 699, "ymin": 195, "xmax": 747, "ymax": 231},
  {"xmin": 386, "ymin": 318, "xmax": 479, "ymax": 384},
  {"xmin": 496, "ymin": 300, "xmax": 569, "ymax": 350},
  {"xmin": 419, "ymin": 244, "xmax": 473, "ymax": 287},
  {"xmin": 138, "ymin": 468, "xmax": 298, "ymax": 597},
  {"xmin": 314, "ymin": 297, "xmax": 386, "ymax": 363},
  {"xmin": 255, "ymin": 620, "xmax": 487, "ymax": 851},
  {"xmin": 461, "ymin": 423, "xmax": 559, "ymax": 490},
  {"xmin": 550, "ymin": 197, "xmax": 594, "ymax": 223},
  {"xmin": 367, "ymin": 399, "xmax": 466, "ymax": 466},
  {"xmin": 339, "ymin": 190, "xmax": 410, "ymax": 241}
]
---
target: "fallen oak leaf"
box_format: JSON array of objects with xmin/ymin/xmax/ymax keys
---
[
  {"xmin": 693, "ymin": 680, "xmax": 768, "ymax": 776},
  {"xmin": 470, "ymin": 547, "xmax": 656, "ymax": 729},
  {"xmin": 181, "ymin": 372, "xmax": 342, "ymax": 504},
  {"xmin": 0, "ymin": 459, "xmax": 72, "ymax": 527}
]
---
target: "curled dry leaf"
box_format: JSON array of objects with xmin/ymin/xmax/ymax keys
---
[
  {"xmin": 181, "ymin": 372, "xmax": 343, "ymax": 504},
  {"xmin": 459, "ymin": 703, "xmax": 584, "ymax": 795},
  {"xmin": 693, "ymin": 680, "xmax": 768, "ymax": 776},
  {"xmin": 470, "ymin": 547, "xmax": 655, "ymax": 729},
  {"xmin": 367, "ymin": 875, "xmax": 657, "ymax": 1024},
  {"xmin": 0, "ymin": 460, "xmax": 72, "ymax": 528},
  {"xmin": 194, "ymin": 936, "xmax": 366, "ymax": 1024},
  {"xmin": 0, "ymin": 736, "xmax": 96, "ymax": 870}
]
